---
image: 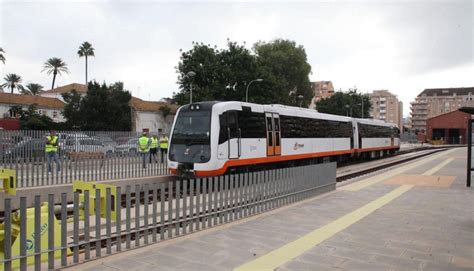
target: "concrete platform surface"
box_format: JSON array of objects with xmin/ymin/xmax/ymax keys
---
[{"xmin": 63, "ymin": 147, "xmax": 474, "ymax": 271}]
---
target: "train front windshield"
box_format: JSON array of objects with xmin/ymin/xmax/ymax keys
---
[{"xmin": 169, "ymin": 109, "xmax": 211, "ymax": 163}]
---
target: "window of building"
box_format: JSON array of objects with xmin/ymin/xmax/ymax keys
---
[{"xmin": 53, "ymin": 111, "xmax": 58, "ymax": 118}]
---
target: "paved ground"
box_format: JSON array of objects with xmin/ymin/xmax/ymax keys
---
[{"xmin": 64, "ymin": 147, "xmax": 473, "ymax": 271}]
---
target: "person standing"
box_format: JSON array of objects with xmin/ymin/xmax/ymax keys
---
[
  {"xmin": 159, "ymin": 134, "xmax": 169, "ymax": 163},
  {"xmin": 45, "ymin": 130, "xmax": 60, "ymax": 174},
  {"xmin": 138, "ymin": 131, "xmax": 151, "ymax": 168},
  {"xmin": 149, "ymin": 134, "xmax": 158, "ymax": 163}
]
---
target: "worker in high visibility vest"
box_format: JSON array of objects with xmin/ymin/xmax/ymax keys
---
[
  {"xmin": 159, "ymin": 134, "xmax": 169, "ymax": 163},
  {"xmin": 137, "ymin": 131, "xmax": 151, "ymax": 169},
  {"xmin": 149, "ymin": 134, "xmax": 158, "ymax": 163},
  {"xmin": 45, "ymin": 130, "xmax": 60, "ymax": 173}
]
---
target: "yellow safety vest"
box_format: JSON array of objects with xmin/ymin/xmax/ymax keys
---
[
  {"xmin": 159, "ymin": 136, "xmax": 168, "ymax": 149},
  {"xmin": 45, "ymin": 135, "xmax": 59, "ymax": 153},
  {"xmin": 150, "ymin": 137, "xmax": 158, "ymax": 149},
  {"xmin": 138, "ymin": 136, "xmax": 150, "ymax": 153}
]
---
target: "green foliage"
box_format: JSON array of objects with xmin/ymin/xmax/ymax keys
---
[
  {"xmin": 2, "ymin": 73, "xmax": 23, "ymax": 94},
  {"xmin": 77, "ymin": 41, "xmax": 95, "ymax": 58},
  {"xmin": 316, "ymin": 89, "xmax": 372, "ymax": 118},
  {"xmin": 62, "ymin": 81, "xmax": 132, "ymax": 131},
  {"xmin": 173, "ymin": 39, "xmax": 312, "ymax": 106},
  {"xmin": 21, "ymin": 83, "xmax": 44, "ymax": 95},
  {"xmin": 159, "ymin": 105, "xmax": 171, "ymax": 118},
  {"xmin": 8, "ymin": 104, "xmax": 55, "ymax": 130},
  {"xmin": 42, "ymin": 57, "xmax": 69, "ymax": 89},
  {"xmin": 253, "ymin": 39, "xmax": 312, "ymax": 106},
  {"xmin": 0, "ymin": 47, "xmax": 5, "ymax": 64}
]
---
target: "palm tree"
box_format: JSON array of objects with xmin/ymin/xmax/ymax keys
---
[
  {"xmin": 2, "ymin": 73, "xmax": 23, "ymax": 94},
  {"xmin": 0, "ymin": 47, "xmax": 5, "ymax": 64},
  {"xmin": 21, "ymin": 83, "xmax": 44, "ymax": 95},
  {"xmin": 42, "ymin": 57, "xmax": 69, "ymax": 89},
  {"xmin": 77, "ymin": 41, "xmax": 95, "ymax": 86}
]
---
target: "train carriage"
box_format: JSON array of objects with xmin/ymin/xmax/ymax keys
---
[{"xmin": 168, "ymin": 101, "xmax": 400, "ymax": 177}]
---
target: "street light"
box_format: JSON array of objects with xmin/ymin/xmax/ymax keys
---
[
  {"xmin": 345, "ymin": 104, "xmax": 350, "ymax": 116},
  {"xmin": 186, "ymin": 71, "xmax": 196, "ymax": 104},
  {"xmin": 245, "ymin": 78, "xmax": 263, "ymax": 103},
  {"xmin": 298, "ymin": 95, "xmax": 304, "ymax": 107}
]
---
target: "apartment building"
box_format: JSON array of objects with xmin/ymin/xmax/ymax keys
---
[
  {"xmin": 410, "ymin": 87, "xmax": 474, "ymax": 132},
  {"xmin": 309, "ymin": 81, "xmax": 334, "ymax": 109},
  {"xmin": 369, "ymin": 90, "xmax": 403, "ymax": 132}
]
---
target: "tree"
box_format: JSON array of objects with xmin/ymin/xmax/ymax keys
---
[
  {"xmin": 62, "ymin": 81, "xmax": 132, "ymax": 130},
  {"xmin": 8, "ymin": 104, "xmax": 55, "ymax": 130},
  {"xmin": 77, "ymin": 41, "xmax": 95, "ymax": 86},
  {"xmin": 316, "ymin": 89, "xmax": 372, "ymax": 118},
  {"xmin": 253, "ymin": 39, "xmax": 313, "ymax": 106},
  {"xmin": 21, "ymin": 83, "xmax": 44, "ymax": 95},
  {"xmin": 42, "ymin": 57, "xmax": 69, "ymax": 89},
  {"xmin": 2, "ymin": 73, "xmax": 23, "ymax": 94},
  {"xmin": 173, "ymin": 39, "xmax": 311, "ymax": 106},
  {"xmin": 0, "ymin": 47, "xmax": 5, "ymax": 64},
  {"xmin": 61, "ymin": 89, "xmax": 83, "ymax": 128}
]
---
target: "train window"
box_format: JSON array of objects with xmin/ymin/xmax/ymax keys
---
[
  {"xmin": 274, "ymin": 117, "xmax": 280, "ymax": 131},
  {"xmin": 237, "ymin": 111, "xmax": 266, "ymax": 138},
  {"xmin": 218, "ymin": 114, "xmax": 228, "ymax": 144},
  {"xmin": 280, "ymin": 115, "xmax": 352, "ymax": 138},
  {"xmin": 358, "ymin": 123, "xmax": 396, "ymax": 138},
  {"xmin": 266, "ymin": 117, "xmax": 273, "ymax": 131}
]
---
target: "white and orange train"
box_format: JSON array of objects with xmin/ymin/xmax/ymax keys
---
[{"xmin": 168, "ymin": 101, "xmax": 400, "ymax": 177}]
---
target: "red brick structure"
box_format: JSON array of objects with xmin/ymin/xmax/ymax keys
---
[{"xmin": 426, "ymin": 110, "xmax": 471, "ymax": 144}]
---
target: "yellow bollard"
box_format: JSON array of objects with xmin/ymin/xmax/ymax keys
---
[
  {"xmin": 0, "ymin": 168, "xmax": 16, "ymax": 196},
  {"xmin": 73, "ymin": 180, "xmax": 117, "ymax": 221},
  {"xmin": 0, "ymin": 202, "xmax": 66, "ymax": 270}
]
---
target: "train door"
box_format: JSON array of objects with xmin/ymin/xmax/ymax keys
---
[
  {"xmin": 265, "ymin": 113, "xmax": 281, "ymax": 156},
  {"xmin": 227, "ymin": 111, "xmax": 240, "ymax": 159}
]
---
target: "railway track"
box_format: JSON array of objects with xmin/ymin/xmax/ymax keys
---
[{"xmin": 336, "ymin": 147, "xmax": 450, "ymax": 182}]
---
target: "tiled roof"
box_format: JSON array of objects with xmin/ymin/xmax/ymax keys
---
[
  {"xmin": 418, "ymin": 87, "xmax": 474, "ymax": 97},
  {"xmin": 129, "ymin": 97, "xmax": 177, "ymax": 113},
  {"xmin": 43, "ymin": 83, "xmax": 87, "ymax": 94},
  {"xmin": 0, "ymin": 93, "xmax": 65, "ymax": 109}
]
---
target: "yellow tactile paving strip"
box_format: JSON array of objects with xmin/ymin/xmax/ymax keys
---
[
  {"xmin": 384, "ymin": 175, "xmax": 456, "ymax": 187},
  {"xmin": 234, "ymin": 151, "xmax": 456, "ymax": 271},
  {"xmin": 340, "ymin": 149, "xmax": 457, "ymax": 191}
]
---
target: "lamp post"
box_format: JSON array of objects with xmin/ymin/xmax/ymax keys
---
[
  {"xmin": 345, "ymin": 104, "xmax": 350, "ymax": 116},
  {"xmin": 245, "ymin": 78, "xmax": 263, "ymax": 103},
  {"xmin": 298, "ymin": 95, "xmax": 304, "ymax": 108},
  {"xmin": 186, "ymin": 71, "xmax": 196, "ymax": 104}
]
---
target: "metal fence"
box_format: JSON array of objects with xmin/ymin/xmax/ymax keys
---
[
  {"xmin": 0, "ymin": 163, "xmax": 336, "ymax": 271},
  {"xmin": 0, "ymin": 130, "xmax": 169, "ymax": 188}
]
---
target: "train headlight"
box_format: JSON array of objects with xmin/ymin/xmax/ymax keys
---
[
  {"xmin": 195, "ymin": 105, "xmax": 200, "ymax": 110},
  {"xmin": 190, "ymin": 105, "xmax": 195, "ymax": 110}
]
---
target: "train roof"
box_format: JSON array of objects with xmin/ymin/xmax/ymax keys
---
[{"xmin": 181, "ymin": 101, "xmax": 398, "ymax": 128}]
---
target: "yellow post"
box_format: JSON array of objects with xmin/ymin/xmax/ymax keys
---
[
  {"xmin": 0, "ymin": 202, "xmax": 66, "ymax": 270},
  {"xmin": 0, "ymin": 168, "xmax": 16, "ymax": 196},
  {"xmin": 73, "ymin": 180, "xmax": 117, "ymax": 220}
]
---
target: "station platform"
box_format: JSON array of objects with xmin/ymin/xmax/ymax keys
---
[{"xmin": 64, "ymin": 147, "xmax": 473, "ymax": 271}]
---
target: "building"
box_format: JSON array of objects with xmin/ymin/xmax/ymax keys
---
[
  {"xmin": 426, "ymin": 110, "xmax": 470, "ymax": 144},
  {"xmin": 40, "ymin": 83, "xmax": 176, "ymax": 133},
  {"xmin": 309, "ymin": 81, "xmax": 334, "ymax": 109},
  {"xmin": 130, "ymin": 97, "xmax": 177, "ymax": 134},
  {"xmin": 368, "ymin": 90, "xmax": 403, "ymax": 132},
  {"xmin": 410, "ymin": 87, "xmax": 474, "ymax": 132},
  {"xmin": 41, "ymin": 83, "xmax": 87, "ymax": 102},
  {"xmin": 0, "ymin": 92, "xmax": 66, "ymax": 122}
]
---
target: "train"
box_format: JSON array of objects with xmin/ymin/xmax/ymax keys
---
[{"xmin": 167, "ymin": 101, "xmax": 400, "ymax": 177}]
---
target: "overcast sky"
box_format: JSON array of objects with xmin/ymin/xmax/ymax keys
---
[{"xmin": 1, "ymin": 0, "xmax": 473, "ymax": 116}]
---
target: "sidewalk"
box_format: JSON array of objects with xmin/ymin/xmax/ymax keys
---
[{"xmin": 64, "ymin": 147, "xmax": 473, "ymax": 271}]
